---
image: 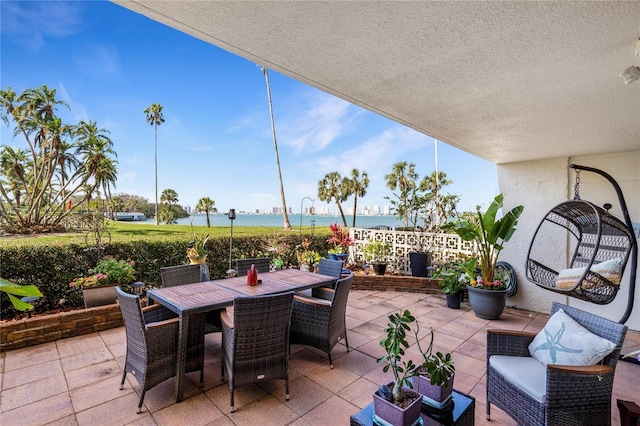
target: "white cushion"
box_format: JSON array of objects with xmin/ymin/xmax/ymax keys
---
[
  {"xmin": 528, "ymin": 308, "xmax": 616, "ymax": 366},
  {"xmin": 555, "ymin": 258, "xmax": 622, "ymax": 290},
  {"xmin": 490, "ymin": 355, "xmax": 547, "ymax": 403}
]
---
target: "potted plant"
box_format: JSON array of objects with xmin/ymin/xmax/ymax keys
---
[
  {"xmin": 363, "ymin": 240, "xmax": 392, "ymax": 275},
  {"xmin": 375, "ymin": 310, "xmax": 422, "ymax": 426},
  {"xmin": 432, "ymin": 259, "xmax": 475, "ymax": 309},
  {"xmin": 297, "ymin": 237, "xmax": 320, "ymax": 272},
  {"xmin": 412, "ymin": 324, "xmax": 456, "ymax": 408},
  {"xmin": 70, "ymin": 256, "xmax": 136, "ymax": 308},
  {"xmin": 187, "ymin": 233, "xmax": 209, "ymax": 264},
  {"xmin": 326, "ymin": 223, "xmax": 354, "ymax": 267},
  {"xmin": 450, "ymin": 194, "xmax": 524, "ymax": 319}
]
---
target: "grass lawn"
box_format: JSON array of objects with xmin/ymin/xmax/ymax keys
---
[{"xmin": 2, "ymin": 221, "xmax": 327, "ymax": 246}]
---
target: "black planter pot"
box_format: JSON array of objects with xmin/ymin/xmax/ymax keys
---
[
  {"xmin": 371, "ymin": 263, "xmax": 387, "ymax": 275},
  {"xmin": 409, "ymin": 252, "xmax": 431, "ymax": 277},
  {"xmin": 446, "ymin": 293, "xmax": 461, "ymax": 309}
]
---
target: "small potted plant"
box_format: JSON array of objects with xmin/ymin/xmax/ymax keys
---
[
  {"xmin": 450, "ymin": 194, "xmax": 524, "ymax": 319},
  {"xmin": 70, "ymin": 256, "xmax": 136, "ymax": 308},
  {"xmin": 187, "ymin": 233, "xmax": 209, "ymax": 264},
  {"xmin": 363, "ymin": 240, "xmax": 392, "ymax": 275},
  {"xmin": 432, "ymin": 259, "xmax": 475, "ymax": 309},
  {"xmin": 375, "ymin": 310, "xmax": 422, "ymax": 426},
  {"xmin": 412, "ymin": 324, "xmax": 455, "ymax": 408},
  {"xmin": 297, "ymin": 237, "xmax": 320, "ymax": 272}
]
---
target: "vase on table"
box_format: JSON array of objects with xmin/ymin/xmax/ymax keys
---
[
  {"xmin": 300, "ymin": 263, "xmax": 311, "ymax": 272},
  {"xmin": 82, "ymin": 283, "xmax": 119, "ymax": 308}
]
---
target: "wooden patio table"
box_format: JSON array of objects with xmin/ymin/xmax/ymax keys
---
[{"xmin": 147, "ymin": 269, "xmax": 336, "ymax": 402}]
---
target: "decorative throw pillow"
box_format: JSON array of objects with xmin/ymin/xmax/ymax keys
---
[
  {"xmin": 555, "ymin": 258, "xmax": 623, "ymax": 290},
  {"xmin": 528, "ymin": 308, "xmax": 616, "ymax": 366}
]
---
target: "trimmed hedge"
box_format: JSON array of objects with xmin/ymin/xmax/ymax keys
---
[{"xmin": 0, "ymin": 233, "xmax": 328, "ymax": 319}]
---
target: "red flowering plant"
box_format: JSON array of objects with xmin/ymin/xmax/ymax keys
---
[{"xmin": 326, "ymin": 223, "xmax": 355, "ymax": 254}]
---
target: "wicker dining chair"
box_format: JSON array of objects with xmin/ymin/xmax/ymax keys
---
[
  {"xmin": 116, "ymin": 287, "xmax": 205, "ymax": 413},
  {"xmin": 220, "ymin": 291, "xmax": 295, "ymax": 413},
  {"xmin": 486, "ymin": 301, "xmax": 628, "ymax": 426},
  {"xmin": 160, "ymin": 264, "xmax": 220, "ymax": 333},
  {"xmin": 289, "ymin": 273, "xmax": 354, "ymax": 368},
  {"xmin": 235, "ymin": 257, "xmax": 271, "ymax": 277}
]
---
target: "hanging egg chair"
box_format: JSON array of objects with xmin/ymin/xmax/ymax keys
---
[{"xmin": 525, "ymin": 165, "xmax": 637, "ymax": 321}]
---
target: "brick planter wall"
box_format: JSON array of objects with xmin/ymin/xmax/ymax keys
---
[
  {"xmin": 1, "ymin": 304, "xmax": 123, "ymax": 352},
  {"xmin": 352, "ymin": 274, "xmax": 444, "ymax": 294}
]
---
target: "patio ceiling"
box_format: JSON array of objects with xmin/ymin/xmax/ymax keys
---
[{"xmin": 112, "ymin": 1, "xmax": 640, "ymax": 164}]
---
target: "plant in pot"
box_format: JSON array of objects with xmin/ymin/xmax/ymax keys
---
[
  {"xmin": 432, "ymin": 259, "xmax": 475, "ymax": 309},
  {"xmin": 327, "ymin": 222, "xmax": 354, "ymax": 270},
  {"xmin": 375, "ymin": 310, "xmax": 422, "ymax": 426},
  {"xmin": 450, "ymin": 194, "xmax": 524, "ymax": 319},
  {"xmin": 297, "ymin": 237, "xmax": 320, "ymax": 272},
  {"xmin": 412, "ymin": 324, "xmax": 456, "ymax": 408},
  {"xmin": 363, "ymin": 240, "xmax": 392, "ymax": 275},
  {"xmin": 70, "ymin": 256, "xmax": 136, "ymax": 308}
]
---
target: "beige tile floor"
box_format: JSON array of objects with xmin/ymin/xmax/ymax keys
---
[{"xmin": 1, "ymin": 290, "xmax": 638, "ymax": 426}]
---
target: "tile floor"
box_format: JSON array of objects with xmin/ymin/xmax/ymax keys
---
[{"xmin": 1, "ymin": 290, "xmax": 638, "ymax": 425}]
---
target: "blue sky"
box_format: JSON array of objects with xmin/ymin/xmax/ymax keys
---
[{"xmin": 1, "ymin": 1, "xmax": 498, "ymax": 215}]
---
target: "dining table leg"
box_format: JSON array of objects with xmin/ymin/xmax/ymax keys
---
[{"xmin": 175, "ymin": 313, "xmax": 189, "ymax": 402}]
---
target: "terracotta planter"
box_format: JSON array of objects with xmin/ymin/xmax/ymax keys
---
[
  {"xmin": 82, "ymin": 283, "xmax": 120, "ymax": 308},
  {"xmin": 412, "ymin": 373, "xmax": 455, "ymax": 408},
  {"xmin": 466, "ymin": 284, "xmax": 507, "ymax": 319},
  {"xmin": 373, "ymin": 384, "xmax": 422, "ymax": 426}
]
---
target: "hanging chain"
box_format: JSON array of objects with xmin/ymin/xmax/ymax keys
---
[{"xmin": 573, "ymin": 170, "xmax": 581, "ymax": 200}]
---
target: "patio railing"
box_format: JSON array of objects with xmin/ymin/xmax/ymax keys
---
[{"xmin": 350, "ymin": 227, "xmax": 474, "ymax": 274}]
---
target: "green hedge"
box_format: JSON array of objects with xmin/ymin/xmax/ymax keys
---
[{"xmin": 0, "ymin": 233, "xmax": 329, "ymax": 319}]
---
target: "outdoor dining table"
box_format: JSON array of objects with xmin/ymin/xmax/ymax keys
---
[{"xmin": 146, "ymin": 269, "xmax": 336, "ymax": 402}]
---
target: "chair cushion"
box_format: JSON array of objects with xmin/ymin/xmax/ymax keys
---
[
  {"xmin": 555, "ymin": 257, "xmax": 623, "ymax": 290},
  {"xmin": 490, "ymin": 355, "xmax": 547, "ymax": 403},
  {"xmin": 528, "ymin": 308, "xmax": 616, "ymax": 366}
]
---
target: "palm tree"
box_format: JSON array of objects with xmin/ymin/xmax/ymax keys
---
[
  {"xmin": 196, "ymin": 197, "xmax": 216, "ymax": 228},
  {"xmin": 144, "ymin": 103, "xmax": 165, "ymax": 226},
  {"xmin": 346, "ymin": 169, "xmax": 369, "ymax": 227},
  {"xmin": 385, "ymin": 161, "xmax": 418, "ymax": 227},
  {"xmin": 259, "ymin": 65, "xmax": 292, "ymax": 230},
  {"xmin": 317, "ymin": 171, "xmax": 349, "ymax": 226},
  {"xmin": 160, "ymin": 188, "xmax": 178, "ymax": 207}
]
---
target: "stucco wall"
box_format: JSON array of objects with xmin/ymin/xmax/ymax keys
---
[{"xmin": 497, "ymin": 151, "xmax": 639, "ymax": 330}]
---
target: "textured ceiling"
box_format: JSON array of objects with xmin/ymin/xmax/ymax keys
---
[{"xmin": 112, "ymin": 1, "xmax": 640, "ymax": 164}]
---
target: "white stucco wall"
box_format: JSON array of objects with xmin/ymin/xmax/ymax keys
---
[{"xmin": 496, "ymin": 151, "xmax": 639, "ymax": 330}]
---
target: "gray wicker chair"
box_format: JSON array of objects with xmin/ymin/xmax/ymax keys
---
[
  {"xmin": 160, "ymin": 264, "xmax": 209, "ymax": 287},
  {"xmin": 317, "ymin": 258, "xmax": 343, "ymax": 279},
  {"xmin": 486, "ymin": 301, "xmax": 628, "ymax": 426},
  {"xmin": 220, "ymin": 292, "xmax": 294, "ymax": 413},
  {"xmin": 289, "ymin": 273, "xmax": 354, "ymax": 368},
  {"xmin": 116, "ymin": 287, "xmax": 205, "ymax": 413},
  {"xmin": 235, "ymin": 257, "xmax": 271, "ymax": 277},
  {"xmin": 160, "ymin": 264, "xmax": 220, "ymax": 333}
]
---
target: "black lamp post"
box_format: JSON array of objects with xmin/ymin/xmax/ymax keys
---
[{"xmin": 227, "ymin": 209, "xmax": 237, "ymax": 277}]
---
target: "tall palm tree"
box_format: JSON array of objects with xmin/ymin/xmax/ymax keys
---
[
  {"xmin": 160, "ymin": 188, "xmax": 178, "ymax": 207},
  {"xmin": 144, "ymin": 103, "xmax": 165, "ymax": 225},
  {"xmin": 385, "ymin": 162, "xmax": 418, "ymax": 227},
  {"xmin": 259, "ymin": 65, "xmax": 292, "ymax": 230},
  {"xmin": 317, "ymin": 171, "xmax": 349, "ymax": 226},
  {"xmin": 196, "ymin": 196, "xmax": 216, "ymax": 228},
  {"xmin": 346, "ymin": 169, "xmax": 369, "ymax": 227}
]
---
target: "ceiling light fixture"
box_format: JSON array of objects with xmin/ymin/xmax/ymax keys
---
[{"xmin": 620, "ymin": 66, "xmax": 640, "ymax": 84}]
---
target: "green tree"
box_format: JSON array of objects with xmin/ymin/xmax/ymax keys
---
[
  {"xmin": 385, "ymin": 161, "xmax": 418, "ymax": 227},
  {"xmin": 160, "ymin": 188, "xmax": 178, "ymax": 208},
  {"xmin": 345, "ymin": 168, "xmax": 369, "ymax": 227},
  {"xmin": 144, "ymin": 103, "xmax": 164, "ymax": 226},
  {"xmin": 318, "ymin": 171, "xmax": 349, "ymax": 226},
  {"xmin": 0, "ymin": 85, "xmax": 117, "ymax": 233},
  {"xmin": 259, "ymin": 65, "xmax": 292, "ymax": 230},
  {"xmin": 158, "ymin": 205, "xmax": 176, "ymax": 224},
  {"xmin": 196, "ymin": 196, "xmax": 216, "ymax": 228}
]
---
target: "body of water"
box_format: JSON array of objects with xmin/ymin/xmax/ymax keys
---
[{"xmin": 163, "ymin": 213, "xmax": 405, "ymax": 229}]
